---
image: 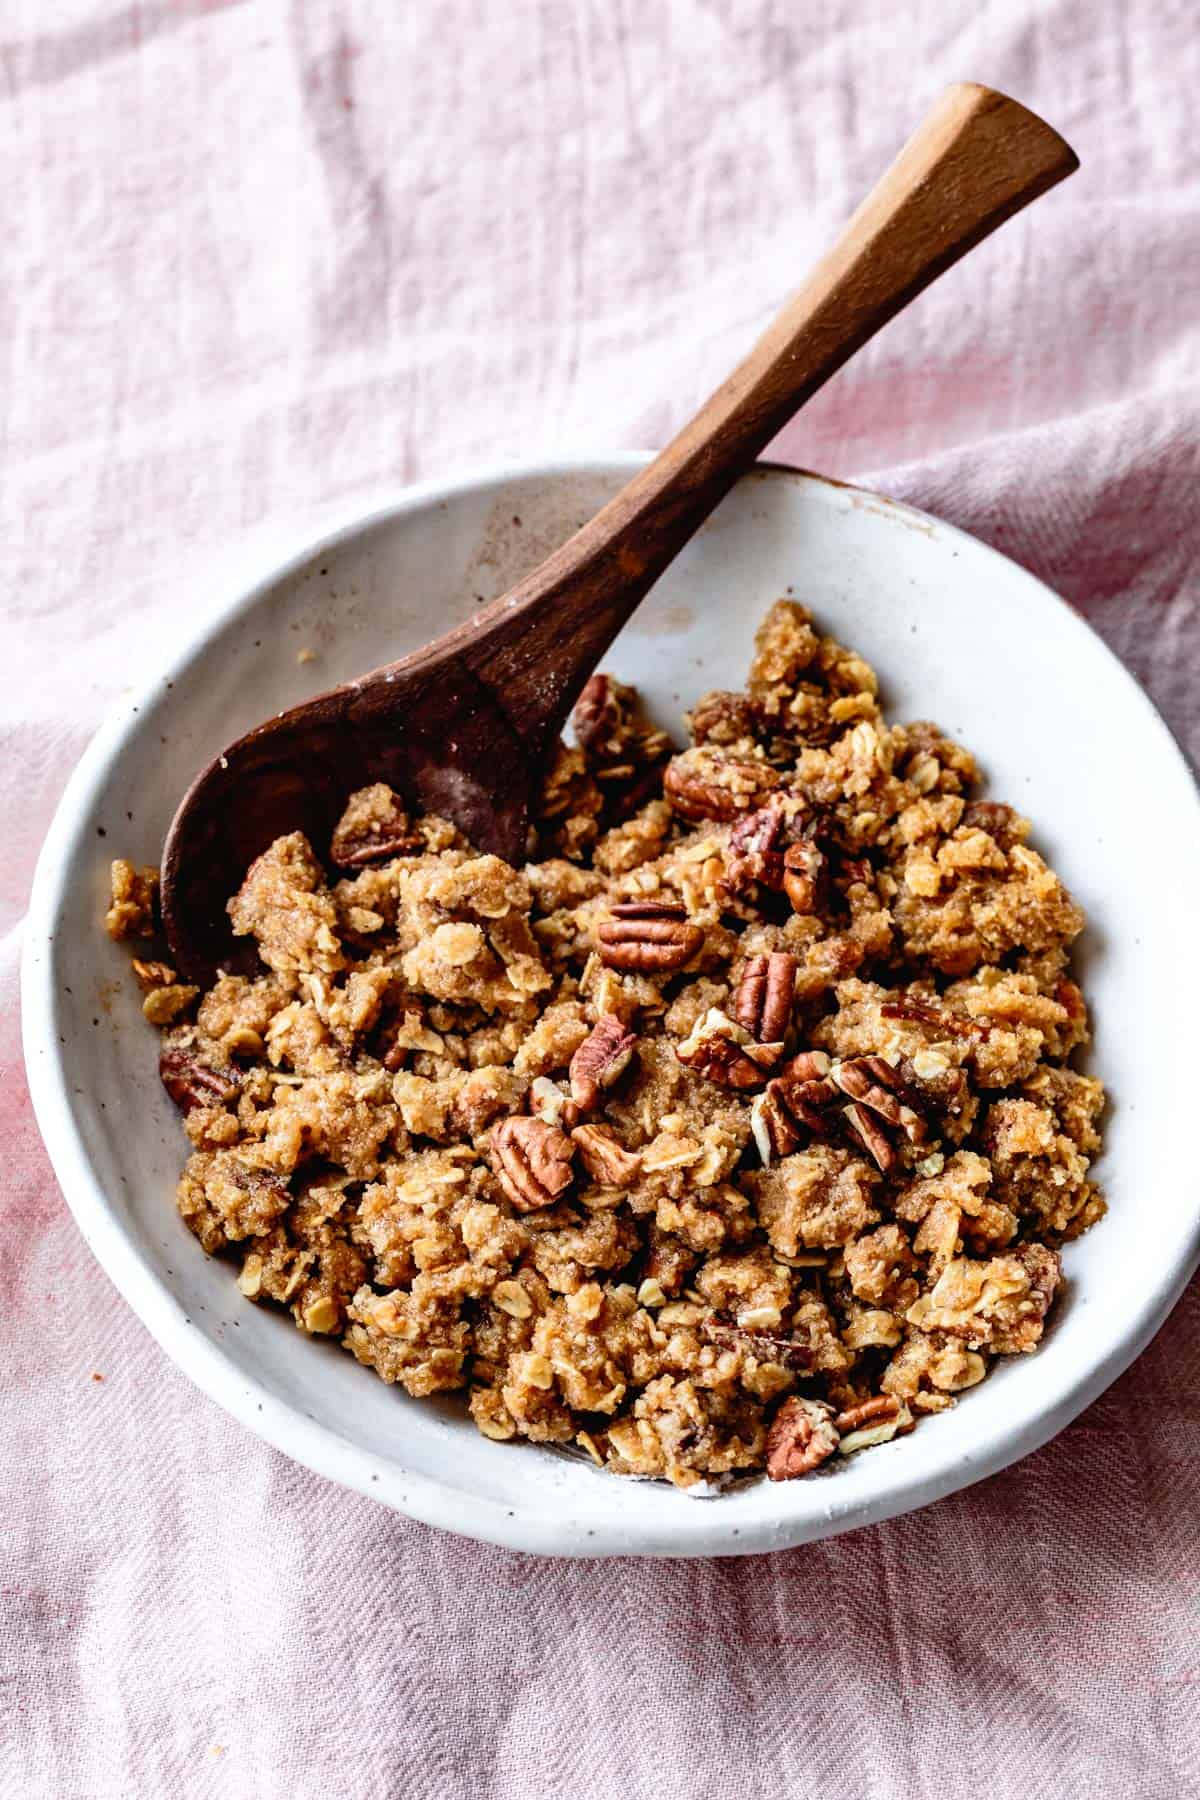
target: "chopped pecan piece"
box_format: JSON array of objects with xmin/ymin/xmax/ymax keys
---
[
  {"xmin": 751, "ymin": 1052, "xmax": 837, "ymax": 1161},
  {"xmin": 596, "ymin": 902, "xmax": 704, "ymax": 974},
  {"xmin": 781, "ymin": 836, "xmax": 827, "ymax": 915},
  {"xmin": 675, "ymin": 1009, "xmax": 776, "ymax": 1089},
  {"xmin": 571, "ymin": 674, "xmax": 671, "ymax": 817},
  {"xmin": 569, "ymin": 1016, "xmax": 638, "ymax": 1111},
  {"xmin": 335, "ymin": 828, "xmax": 423, "ymax": 869},
  {"xmin": 720, "ymin": 800, "xmax": 832, "ymax": 909},
  {"xmin": 571, "ymin": 1122, "xmax": 643, "ymax": 1188},
  {"xmin": 528, "ymin": 1076, "xmax": 581, "ymax": 1132},
  {"xmin": 611, "ymin": 899, "xmax": 686, "ymax": 917},
  {"xmin": 895, "ymin": 1053, "xmax": 971, "ymax": 1126},
  {"xmin": 373, "ymin": 1004, "xmax": 441, "ymax": 1073},
  {"xmin": 765, "ymin": 1396, "xmax": 840, "ymax": 1480},
  {"xmin": 605, "ymin": 762, "xmax": 669, "ymax": 823},
  {"xmin": 830, "ymin": 1056, "xmax": 926, "ymax": 1144},
  {"xmin": 159, "ymin": 1044, "xmax": 242, "ymax": 1114},
  {"xmin": 842, "ymin": 1102, "xmax": 897, "ymax": 1174},
  {"xmin": 687, "ymin": 690, "xmax": 761, "ymax": 746},
  {"xmin": 662, "ymin": 747, "xmax": 779, "ymax": 821},
  {"xmin": 721, "ymin": 798, "xmax": 788, "ymax": 896},
  {"xmin": 680, "ymin": 1039, "xmax": 763, "ymax": 1090},
  {"xmin": 131, "ymin": 958, "xmax": 176, "ymax": 992},
  {"xmin": 644, "ymin": 1230, "xmax": 699, "ymax": 1297},
  {"xmin": 1054, "ymin": 977, "xmax": 1087, "ymax": 1026},
  {"xmin": 704, "ymin": 1314, "xmax": 813, "ymax": 1371},
  {"xmin": 330, "ymin": 790, "xmax": 422, "ymax": 868},
  {"xmin": 229, "ymin": 1163, "xmax": 290, "ymax": 1206},
  {"xmin": 733, "ymin": 952, "xmax": 797, "ymax": 1046},
  {"xmin": 781, "ymin": 1050, "xmax": 833, "ymax": 1085},
  {"xmin": 881, "ymin": 994, "xmax": 990, "ymax": 1041},
  {"xmin": 489, "ymin": 1116, "xmax": 575, "ymax": 1212},
  {"xmin": 838, "ymin": 854, "xmax": 874, "ymax": 890},
  {"xmin": 1013, "ymin": 1242, "xmax": 1061, "ymax": 1324},
  {"xmin": 572, "ymin": 673, "xmax": 624, "ymax": 753}
]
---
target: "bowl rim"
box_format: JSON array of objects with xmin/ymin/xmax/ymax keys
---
[{"xmin": 21, "ymin": 453, "xmax": 1200, "ymax": 1557}]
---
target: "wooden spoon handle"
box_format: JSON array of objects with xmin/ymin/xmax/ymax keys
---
[{"xmin": 453, "ymin": 82, "xmax": 1077, "ymax": 736}]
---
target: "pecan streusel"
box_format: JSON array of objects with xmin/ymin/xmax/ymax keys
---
[{"xmin": 107, "ymin": 599, "xmax": 1106, "ymax": 1489}]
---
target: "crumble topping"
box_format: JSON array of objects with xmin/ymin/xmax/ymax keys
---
[{"xmin": 106, "ymin": 599, "xmax": 1106, "ymax": 1489}]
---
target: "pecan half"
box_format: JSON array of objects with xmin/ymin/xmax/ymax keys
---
[
  {"xmin": 489, "ymin": 1116, "xmax": 575, "ymax": 1212},
  {"xmin": 834, "ymin": 1394, "xmax": 914, "ymax": 1452},
  {"xmin": 751, "ymin": 1051, "xmax": 837, "ymax": 1161},
  {"xmin": 569, "ymin": 1016, "xmax": 638, "ymax": 1111},
  {"xmin": 733, "ymin": 952, "xmax": 797, "ymax": 1047},
  {"xmin": 675, "ymin": 1008, "xmax": 776, "ymax": 1089},
  {"xmin": 662, "ymin": 747, "xmax": 779, "ymax": 822},
  {"xmin": 830, "ymin": 1056, "xmax": 926, "ymax": 1144},
  {"xmin": 330, "ymin": 796, "xmax": 422, "ymax": 868},
  {"xmin": 596, "ymin": 902, "xmax": 704, "ymax": 974},
  {"xmin": 765, "ymin": 1396, "xmax": 840, "ymax": 1480},
  {"xmin": 841, "ymin": 1102, "xmax": 897, "ymax": 1174},
  {"xmin": 159, "ymin": 1044, "xmax": 242, "ymax": 1114},
  {"xmin": 704, "ymin": 1314, "xmax": 813, "ymax": 1371},
  {"xmin": 571, "ymin": 1122, "xmax": 643, "ymax": 1188}
]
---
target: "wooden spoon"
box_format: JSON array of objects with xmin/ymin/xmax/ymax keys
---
[{"xmin": 163, "ymin": 82, "xmax": 1076, "ymax": 981}]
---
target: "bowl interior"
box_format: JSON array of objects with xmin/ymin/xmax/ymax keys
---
[{"xmin": 24, "ymin": 459, "xmax": 1200, "ymax": 1556}]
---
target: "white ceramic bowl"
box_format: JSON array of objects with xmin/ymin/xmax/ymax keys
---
[{"xmin": 23, "ymin": 458, "xmax": 1200, "ymax": 1557}]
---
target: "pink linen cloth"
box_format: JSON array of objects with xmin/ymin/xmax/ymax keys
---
[{"xmin": 3, "ymin": 3, "xmax": 1198, "ymax": 1794}]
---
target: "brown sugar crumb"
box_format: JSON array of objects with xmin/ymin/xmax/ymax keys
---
[
  {"xmin": 229, "ymin": 833, "xmax": 345, "ymax": 975},
  {"xmin": 105, "ymin": 860, "xmax": 159, "ymax": 940},
  {"xmin": 330, "ymin": 784, "xmax": 422, "ymax": 869},
  {"xmin": 108, "ymin": 596, "xmax": 1105, "ymax": 1489},
  {"xmin": 907, "ymin": 1244, "xmax": 1061, "ymax": 1353}
]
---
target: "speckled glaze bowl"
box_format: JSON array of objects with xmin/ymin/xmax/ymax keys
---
[{"xmin": 22, "ymin": 457, "xmax": 1200, "ymax": 1556}]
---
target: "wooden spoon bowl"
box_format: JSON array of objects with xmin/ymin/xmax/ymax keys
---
[{"xmin": 162, "ymin": 83, "xmax": 1077, "ymax": 981}]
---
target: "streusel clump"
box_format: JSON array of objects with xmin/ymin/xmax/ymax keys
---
[{"xmin": 106, "ymin": 601, "xmax": 1105, "ymax": 1488}]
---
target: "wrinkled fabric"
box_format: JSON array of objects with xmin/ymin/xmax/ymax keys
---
[{"xmin": 3, "ymin": 3, "xmax": 1198, "ymax": 1796}]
